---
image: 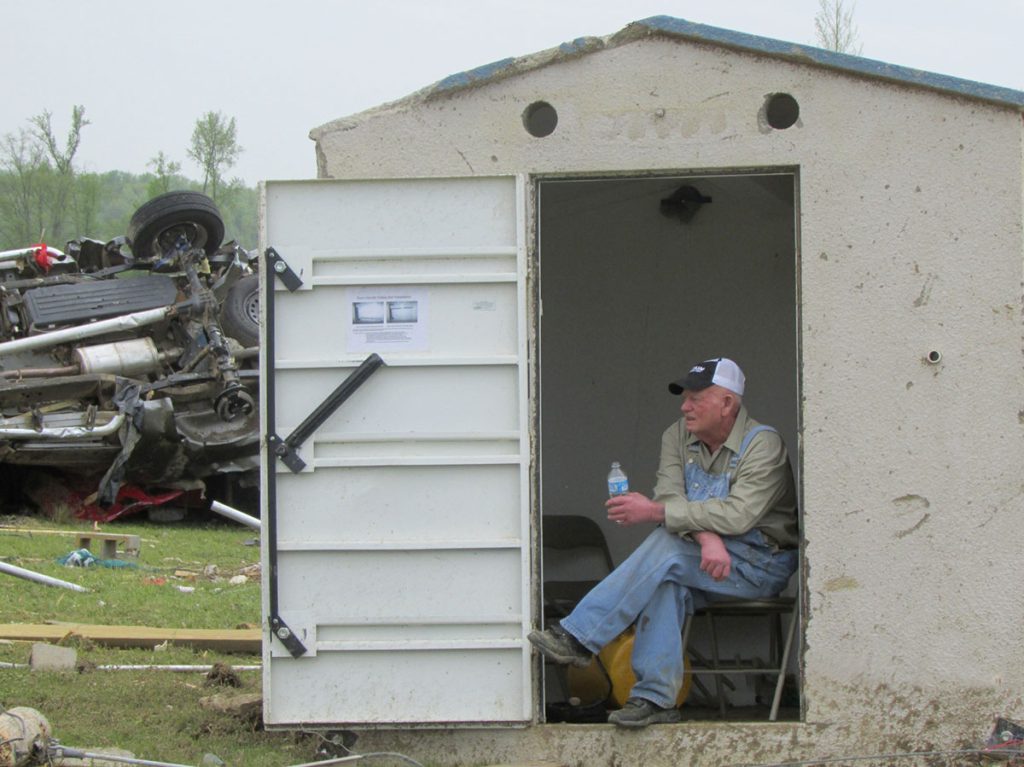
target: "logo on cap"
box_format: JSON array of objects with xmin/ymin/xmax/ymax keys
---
[{"xmin": 668, "ymin": 357, "xmax": 745, "ymax": 397}]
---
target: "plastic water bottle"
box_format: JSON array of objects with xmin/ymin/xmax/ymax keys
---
[{"xmin": 607, "ymin": 462, "xmax": 629, "ymax": 497}]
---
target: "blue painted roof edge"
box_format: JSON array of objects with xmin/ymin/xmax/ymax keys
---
[
  {"xmin": 428, "ymin": 15, "xmax": 1023, "ymax": 110},
  {"xmin": 432, "ymin": 36, "xmax": 603, "ymax": 94},
  {"xmin": 633, "ymin": 16, "xmax": 1024, "ymax": 110},
  {"xmin": 434, "ymin": 57, "xmax": 519, "ymax": 91}
]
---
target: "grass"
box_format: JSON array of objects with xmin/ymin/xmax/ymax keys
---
[
  {"xmin": 1, "ymin": 516, "xmax": 261, "ymax": 628},
  {"xmin": 0, "ymin": 512, "xmax": 336, "ymax": 767}
]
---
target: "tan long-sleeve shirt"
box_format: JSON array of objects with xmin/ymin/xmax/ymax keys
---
[{"xmin": 654, "ymin": 405, "xmax": 799, "ymax": 549}]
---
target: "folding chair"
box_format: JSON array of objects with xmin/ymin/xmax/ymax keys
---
[
  {"xmin": 681, "ymin": 595, "xmax": 798, "ymax": 721},
  {"xmin": 541, "ymin": 514, "xmax": 615, "ymax": 621},
  {"xmin": 539, "ymin": 515, "xmax": 615, "ymax": 711}
]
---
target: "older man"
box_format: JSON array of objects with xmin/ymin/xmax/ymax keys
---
[{"xmin": 529, "ymin": 357, "xmax": 799, "ymax": 727}]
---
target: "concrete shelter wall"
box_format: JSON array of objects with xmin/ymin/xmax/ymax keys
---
[{"xmin": 309, "ymin": 35, "xmax": 1024, "ymax": 766}]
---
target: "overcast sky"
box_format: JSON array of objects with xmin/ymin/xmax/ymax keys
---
[{"xmin": 3, "ymin": 1, "xmax": 1021, "ymax": 185}]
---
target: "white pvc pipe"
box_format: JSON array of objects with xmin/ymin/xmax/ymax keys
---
[
  {"xmin": 0, "ymin": 245, "xmax": 64, "ymax": 262},
  {"xmin": 0, "ymin": 663, "xmax": 260, "ymax": 671},
  {"xmin": 0, "ymin": 305, "xmax": 172, "ymax": 357},
  {"xmin": 0, "ymin": 561, "xmax": 89, "ymax": 592},
  {"xmin": 50, "ymin": 746, "xmax": 195, "ymax": 767},
  {"xmin": 210, "ymin": 500, "xmax": 261, "ymax": 531},
  {"xmin": 93, "ymin": 664, "xmax": 261, "ymax": 671}
]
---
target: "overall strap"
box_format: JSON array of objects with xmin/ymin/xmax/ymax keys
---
[{"xmin": 728, "ymin": 425, "xmax": 777, "ymax": 470}]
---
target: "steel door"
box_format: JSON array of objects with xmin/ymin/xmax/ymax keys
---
[{"xmin": 259, "ymin": 177, "xmax": 531, "ymax": 725}]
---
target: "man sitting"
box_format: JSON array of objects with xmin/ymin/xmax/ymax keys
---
[{"xmin": 529, "ymin": 357, "xmax": 799, "ymax": 727}]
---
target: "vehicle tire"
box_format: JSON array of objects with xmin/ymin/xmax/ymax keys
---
[
  {"xmin": 127, "ymin": 191, "xmax": 225, "ymax": 260},
  {"xmin": 220, "ymin": 274, "xmax": 260, "ymax": 347}
]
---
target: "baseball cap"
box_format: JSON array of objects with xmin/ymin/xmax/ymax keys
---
[{"xmin": 668, "ymin": 358, "xmax": 745, "ymax": 396}]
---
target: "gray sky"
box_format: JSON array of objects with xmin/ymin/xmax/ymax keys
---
[{"xmin": 3, "ymin": 0, "xmax": 1021, "ymax": 185}]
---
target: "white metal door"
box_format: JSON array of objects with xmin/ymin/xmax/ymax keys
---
[{"xmin": 259, "ymin": 177, "xmax": 531, "ymax": 726}]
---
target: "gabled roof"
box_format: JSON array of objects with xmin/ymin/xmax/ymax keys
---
[
  {"xmin": 312, "ymin": 14, "xmax": 1023, "ymax": 138},
  {"xmin": 431, "ymin": 15, "xmax": 1024, "ymax": 111}
]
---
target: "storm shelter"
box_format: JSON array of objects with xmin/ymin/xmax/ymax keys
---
[
  {"xmin": 266, "ymin": 12, "xmax": 1024, "ymax": 763},
  {"xmin": 537, "ymin": 171, "xmax": 800, "ymax": 718}
]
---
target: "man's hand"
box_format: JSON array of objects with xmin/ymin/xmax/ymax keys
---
[
  {"xmin": 605, "ymin": 492, "xmax": 665, "ymax": 526},
  {"xmin": 694, "ymin": 531, "xmax": 731, "ymax": 581}
]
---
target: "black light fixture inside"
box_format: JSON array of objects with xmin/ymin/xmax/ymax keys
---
[{"xmin": 660, "ymin": 185, "xmax": 712, "ymax": 223}]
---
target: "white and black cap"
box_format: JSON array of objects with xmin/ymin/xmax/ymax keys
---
[{"xmin": 668, "ymin": 358, "xmax": 745, "ymax": 397}]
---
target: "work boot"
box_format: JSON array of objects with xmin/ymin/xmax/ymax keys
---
[
  {"xmin": 607, "ymin": 697, "xmax": 682, "ymax": 728},
  {"xmin": 527, "ymin": 624, "xmax": 592, "ymax": 668}
]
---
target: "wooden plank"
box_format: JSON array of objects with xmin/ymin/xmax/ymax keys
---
[
  {"xmin": 0, "ymin": 527, "xmax": 155, "ymax": 543},
  {"xmin": 0, "ymin": 623, "xmax": 260, "ymax": 653}
]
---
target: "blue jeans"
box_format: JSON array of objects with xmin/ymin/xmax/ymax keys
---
[{"xmin": 560, "ymin": 526, "xmax": 797, "ymax": 708}]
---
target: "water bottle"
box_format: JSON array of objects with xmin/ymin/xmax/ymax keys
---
[{"xmin": 607, "ymin": 461, "xmax": 629, "ymax": 497}]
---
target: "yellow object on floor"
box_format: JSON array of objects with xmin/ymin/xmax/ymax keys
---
[{"xmin": 567, "ymin": 626, "xmax": 692, "ymax": 707}]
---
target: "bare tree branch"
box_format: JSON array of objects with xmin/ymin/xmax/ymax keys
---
[{"xmin": 814, "ymin": 0, "xmax": 864, "ymax": 55}]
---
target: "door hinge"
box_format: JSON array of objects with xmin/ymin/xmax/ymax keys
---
[{"xmin": 265, "ymin": 246, "xmax": 303, "ymax": 291}]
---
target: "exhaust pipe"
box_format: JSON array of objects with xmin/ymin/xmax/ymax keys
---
[{"xmin": 0, "ymin": 305, "xmax": 173, "ymax": 358}]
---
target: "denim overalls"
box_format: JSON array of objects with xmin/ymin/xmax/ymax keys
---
[{"xmin": 561, "ymin": 425, "xmax": 798, "ymax": 708}]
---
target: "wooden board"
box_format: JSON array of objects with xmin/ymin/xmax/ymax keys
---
[{"xmin": 0, "ymin": 623, "xmax": 260, "ymax": 653}]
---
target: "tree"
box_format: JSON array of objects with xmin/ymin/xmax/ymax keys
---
[
  {"xmin": 30, "ymin": 105, "xmax": 90, "ymax": 241},
  {"xmin": 147, "ymin": 151, "xmax": 182, "ymax": 198},
  {"xmin": 814, "ymin": 0, "xmax": 863, "ymax": 55},
  {"xmin": 0, "ymin": 129, "xmax": 47, "ymax": 245},
  {"xmin": 73, "ymin": 172, "xmax": 101, "ymax": 236},
  {"xmin": 0, "ymin": 105, "xmax": 88, "ymax": 248},
  {"xmin": 187, "ymin": 111, "xmax": 242, "ymax": 202}
]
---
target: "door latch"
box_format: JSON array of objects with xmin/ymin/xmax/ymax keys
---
[{"xmin": 269, "ymin": 353, "xmax": 385, "ymax": 473}]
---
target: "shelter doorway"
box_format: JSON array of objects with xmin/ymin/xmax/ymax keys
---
[{"xmin": 536, "ymin": 171, "xmax": 800, "ymax": 720}]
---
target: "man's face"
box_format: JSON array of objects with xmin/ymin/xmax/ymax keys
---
[{"xmin": 680, "ymin": 386, "xmax": 730, "ymax": 440}]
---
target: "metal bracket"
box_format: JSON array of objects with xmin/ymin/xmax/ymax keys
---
[
  {"xmin": 271, "ymin": 353, "xmax": 385, "ymax": 473},
  {"xmin": 269, "ymin": 614, "xmax": 308, "ymax": 658},
  {"xmin": 265, "ymin": 246, "xmax": 303, "ymax": 291}
]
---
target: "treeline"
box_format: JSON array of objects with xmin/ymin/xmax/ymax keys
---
[
  {"xmin": 0, "ymin": 169, "xmax": 257, "ymax": 252},
  {"xmin": 0, "ymin": 106, "xmax": 257, "ymax": 254}
]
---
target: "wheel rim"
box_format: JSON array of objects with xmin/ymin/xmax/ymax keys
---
[
  {"xmin": 243, "ymin": 289, "xmax": 260, "ymax": 325},
  {"xmin": 153, "ymin": 222, "xmax": 209, "ymax": 258}
]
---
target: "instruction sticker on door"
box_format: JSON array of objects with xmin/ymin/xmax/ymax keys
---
[{"xmin": 346, "ymin": 286, "xmax": 429, "ymax": 352}]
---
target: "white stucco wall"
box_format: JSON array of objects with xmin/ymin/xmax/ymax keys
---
[{"xmin": 308, "ymin": 32, "xmax": 1024, "ymax": 766}]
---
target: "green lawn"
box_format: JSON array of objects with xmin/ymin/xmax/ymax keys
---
[{"xmin": 0, "ymin": 513, "xmax": 329, "ymax": 767}]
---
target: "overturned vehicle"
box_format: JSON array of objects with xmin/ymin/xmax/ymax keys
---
[{"xmin": 0, "ymin": 192, "xmax": 259, "ymax": 520}]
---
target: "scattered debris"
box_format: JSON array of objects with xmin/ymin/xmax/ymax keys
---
[
  {"xmin": 209, "ymin": 500, "xmax": 260, "ymax": 531},
  {"xmin": 983, "ymin": 716, "xmax": 1024, "ymax": 763},
  {"xmin": 55, "ymin": 632, "xmax": 94, "ymax": 651},
  {"xmin": 0, "ymin": 560, "xmax": 89, "ymax": 592},
  {"xmin": 198, "ymin": 692, "xmax": 263, "ymax": 726},
  {"xmin": 57, "ymin": 548, "xmax": 136, "ymax": 569},
  {"xmin": 28, "ymin": 642, "xmax": 76, "ymax": 671},
  {"xmin": 48, "ymin": 743, "xmax": 192, "ymax": 767},
  {"xmin": 0, "ymin": 191, "xmax": 260, "ymax": 524},
  {"xmin": 235, "ymin": 563, "xmax": 261, "ymax": 582},
  {"xmin": 0, "ymin": 706, "xmax": 51, "ymax": 767},
  {"xmin": 72, "ymin": 532, "xmax": 141, "ymax": 559},
  {"xmin": 204, "ymin": 662, "xmax": 242, "ymax": 688}
]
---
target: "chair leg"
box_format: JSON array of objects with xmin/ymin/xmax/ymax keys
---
[
  {"xmin": 707, "ymin": 613, "xmax": 728, "ymax": 718},
  {"xmin": 769, "ymin": 607, "xmax": 798, "ymax": 721}
]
